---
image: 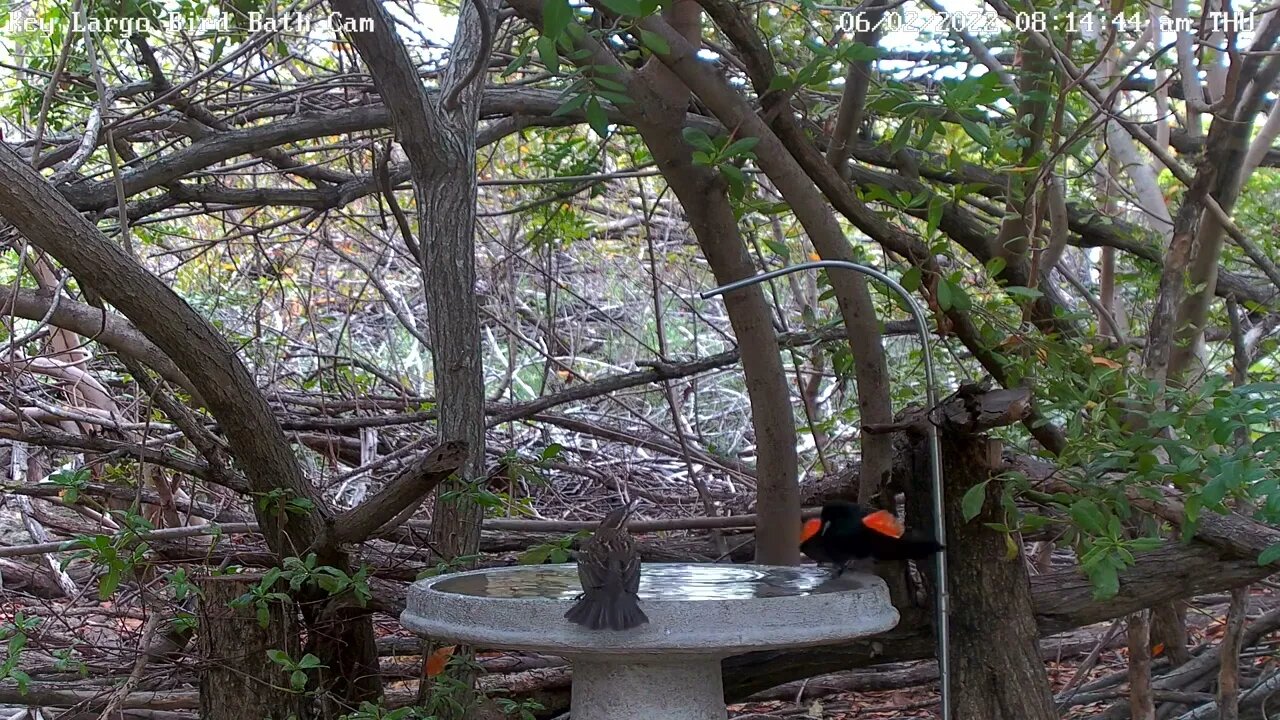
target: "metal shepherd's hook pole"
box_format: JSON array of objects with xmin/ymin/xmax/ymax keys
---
[{"xmin": 699, "ymin": 260, "xmax": 951, "ymax": 720}]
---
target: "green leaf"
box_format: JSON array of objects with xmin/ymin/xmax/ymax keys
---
[
  {"xmin": 99, "ymin": 566, "xmax": 121, "ymax": 600},
  {"xmin": 1069, "ymin": 499, "xmax": 1107, "ymax": 536},
  {"xmin": 926, "ymin": 197, "xmax": 944, "ymax": 236},
  {"xmin": 8, "ymin": 668, "xmax": 29, "ymax": 693},
  {"xmin": 718, "ymin": 163, "xmax": 745, "ymax": 185},
  {"xmin": 1128, "ymin": 537, "xmax": 1163, "ymax": 551},
  {"xmin": 724, "ymin": 136, "xmax": 760, "ymax": 157},
  {"xmin": 536, "ymin": 35, "xmax": 560, "ymax": 74},
  {"xmin": 1004, "ymin": 532, "xmax": 1020, "ymax": 561},
  {"xmin": 900, "ymin": 266, "xmax": 921, "ymax": 292},
  {"xmin": 1201, "ymin": 476, "xmax": 1229, "ymax": 506},
  {"xmin": 594, "ymin": 76, "xmax": 628, "ymax": 92},
  {"xmin": 844, "ymin": 42, "xmax": 881, "ymax": 61},
  {"xmin": 1259, "ymin": 543, "xmax": 1280, "ymax": 566},
  {"xmin": 768, "ymin": 74, "xmax": 795, "ymax": 91},
  {"xmin": 961, "ymin": 480, "xmax": 989, "ymax": 522},
  {"xmin": 1020, "ymin": 514, "xmax": 1051, "ymax": 531},
  {"xmin": 552, "ymin": 92, "xmax": 588, "ymax": 117},
  {"xmin": 584, "ymin": 97, "xmax": 610, "ymax": 136},
  {"xmin": 267, "ymin": 649, "xmax": 291, "ymax": 665},
  {"xmin": 764, "ymin": 239, "xmax": 789, "ymax": 258},
  {"xmin": 518, "ymin": 545, "xmax": 553, "ymax": 565},
  {"xmin": 542, "ymin": 0, "xmax": 572, "ymax": 36},
  {"xmin": 681, "ymin": 127, "xmax": 716, "ymax": 151},
  {"xmin": 639, "ymin": 28, "xmax": 669, "ymax": 55},
  {"xmin": 958, "ymin": 117, "xmax": 991, "ymax": 147},
  {"xmin": 595, "ymin": 90, "xmax": 634, "ymax": 106},
  {"xmin": 1089, "ymin": 562, "xmax": 1120, "ymax": 599},
  {"xmin": 1003, "ymin": 285, "xmax": 1044, "ymax": 300},
  {"xmin": 935, "ymin": 279, "xmax": 953, "ymax": 311},
  {"xmin": 889, "ymin": 120, "xmax": 913, "ymax": 153}
]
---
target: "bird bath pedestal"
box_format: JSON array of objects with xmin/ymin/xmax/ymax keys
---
[{"xmin": 402, "ymin": 564, "xmax": 899, "ymax": 720}]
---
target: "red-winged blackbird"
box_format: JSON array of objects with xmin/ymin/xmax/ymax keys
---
[
  {"xmin": 800, "ymin": 501, "xmax": 943, "ymax": 573},
  {"xmin": 564, "ymin": 503, "xmax": 649, "ymax": 631}
]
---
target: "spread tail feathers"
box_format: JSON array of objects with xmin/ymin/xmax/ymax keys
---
[{"xmin": 564, "ymin": 592, "xmax": 649, "ymax": 631}]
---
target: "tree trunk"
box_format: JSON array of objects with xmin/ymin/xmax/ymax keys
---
[
  {"xmin": 1128, "ymin": 610, "xmax": 1156, "ymax": 720},
  {"xmin": 892, "ymin": 388, "xmax": 1057, "ymax": 720},
  {"xmin": 1151, "ymin": 600, "xmax": 1192, "ymax": 666},
  {"xmin": 198, "ymin": 574, "xmax": 306, "ymax": 720},
  {"xmin": 574, "ymin": 0, "xmax": 800, "ymax": 563},
  {"xmin": 937, "ymin": 434, "xmax": 1058, "ymax": 720},
  {"xmin": 323, "ymin": 1, "xmax": 493, "ymax": 714}
]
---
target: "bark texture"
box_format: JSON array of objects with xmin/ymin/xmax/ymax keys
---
[
  {"xmin": 933, "ymin": 434, "xmax": 1057, "ymax": 720},
  {"xmin": 198, "ymin": 575, "xmax": 305, "ymax": 720}
]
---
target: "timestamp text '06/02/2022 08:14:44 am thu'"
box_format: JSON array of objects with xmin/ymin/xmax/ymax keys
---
[{"xmin": 826, "ymin": 7, "xmax": 1256, "ymax": 36}]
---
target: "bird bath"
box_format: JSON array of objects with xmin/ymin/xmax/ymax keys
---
[{"xmin": 402, "ymin": 563, "xmax": 899, "ymax": 720}]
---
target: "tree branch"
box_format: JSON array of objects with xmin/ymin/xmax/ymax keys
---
[{"xmin": 327, "ymin": 441, "xmax": 468, "ymax": 545}]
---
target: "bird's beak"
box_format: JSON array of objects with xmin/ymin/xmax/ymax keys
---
[
  {"xmin": 800, "ymin": 518, "xmax": 823, "ymax": 543},
  {"xmin": 862, "ymin": 510, "xmax": 905, "ymax": 538}
]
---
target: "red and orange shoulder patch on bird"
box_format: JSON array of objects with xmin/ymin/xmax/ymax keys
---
[
  {"xmin": 861, "ymin": 510, "xmax": 905, "ymax": 538},
  {"xmin": 800, "ymin": 518, "xmax": 822, "ymax": 543}
]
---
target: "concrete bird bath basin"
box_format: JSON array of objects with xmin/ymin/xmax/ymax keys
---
[{"xmin": 402, "ymin": 563, "xmax": 899, "ymax": 720}]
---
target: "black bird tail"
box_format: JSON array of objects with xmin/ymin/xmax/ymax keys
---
[
  {"xmin": 564, "ymin": 592, "xmax": 649, "ymax": 631},
  {"xmin": 876, "ymin": 535, "xmax": 944, "ymax": 561}
]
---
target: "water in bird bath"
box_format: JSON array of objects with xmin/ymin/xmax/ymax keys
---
[
  {"xmin": 405, "ymin": 563, "xmax": 898, "ymax": 719},
  {"xmin": 431, "ymin": 562, "xmax": 850, "ymax": 600}
]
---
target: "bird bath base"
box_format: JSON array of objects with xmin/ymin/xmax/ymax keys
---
[
  {"xmin": 402, "ymin": 564, "xmax": 898, "ymax": 719},
  {"xmin": 571, "ymin": 655, "xmax": 723, "ymax": 720}
]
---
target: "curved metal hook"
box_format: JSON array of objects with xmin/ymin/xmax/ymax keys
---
[{"xmin": 699, "ymin": 260, "xmax": 951, "ymax": 720}]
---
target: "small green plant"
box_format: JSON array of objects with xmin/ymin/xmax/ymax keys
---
[
  {"xmin": 266, "ymin": 650, "xmax": 326, "ymax": 692},
  {"xmin": 52, "ymin": 648, "xmax": 87, "ymax": 676},
  {"xmin": 174, "ymin": 611, "xmax": 199, "ymax": 634},
  {"xmin": 278, "ymin": 554, "xmax": 372, "ymax": 606},
  {"xmin": 65, "ymin": 508, "xmax": 154, "ymax": 600},
  {"xmin": 518, "ymin": 530, "xmax": 589, "ymax": 565},
  {"xmin": 0, "ymin": 612, "xmax": 40, "ymax": 692},
  {"xmin": 439, "ymin": 478, "xmax": 516, "ymax": 513},
  {"xmin": 48, "ymin": 466, "xmax": 91, "ymax": 504},
  {"xmin": 681, "ymin": 127, "xmax": 759, "ymax": 201},
  {"xmin": 234, "ymin": 555, "xmax": 372, "ymax": 626},
  {"xmin": 419, "ymin": 653, "xmax": 485, "ymax": 717},
  {"xmin": 167, "ymin": 567, "xmax": 195, "ymax": 600},
  {"xmin": 340, "ymin": 702, "xmax": 430, "ymax": 719},
  {"xmin": 230, "ymin": 574, "xmax": 293, "ymax": 628},
  {"xmin": 495, "ymin": 696, "xmax": 545, "ymax": 720},
  {"xmin": 417, "ymin": 554, "xmax": 483, "ymax": 580},
  {"xmin": 254, "ymin": 488, "xmax": 316, "ymax": 517}
]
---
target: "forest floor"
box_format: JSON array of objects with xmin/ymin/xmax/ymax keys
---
[
  {"xmin": 724, "ymin": 585, "xmax": 1280, "ymax": 720},
  {"xmin": 3, "ymin": 504, "xmax": 1278, "ymax": 719}
]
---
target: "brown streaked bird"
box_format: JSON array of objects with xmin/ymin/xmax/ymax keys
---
[{"xmin": 564, "ymin": 502, "xmax": 649, "ymax": 631}]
